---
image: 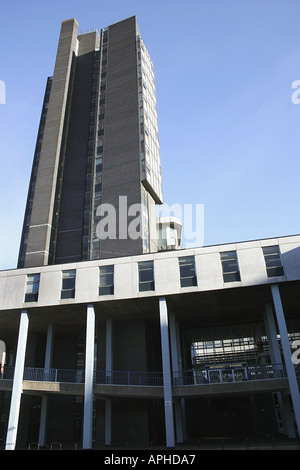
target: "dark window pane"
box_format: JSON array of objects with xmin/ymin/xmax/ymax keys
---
[
  {"xmin": 139, "ymin": 260, "xmax": 153, "ymax": 269},
  {"xmin": 262, "ymin": 245, "xmax": 284, "ymax": 277},
  {"xmin": 264, "ymin": 256, "xmax": 281, "ymax": 268},
  {"xmin": 99, "ymin": 285, "xmax": 114, "ymax": 296},
  {"xmin": 99, "ymin": 273, "xmax": 113, "ymax": 287},
  {"xmin": 99, "ymin": 266, "xmax": 114, "ymax": 295},
  {"xmin": 179, "ymin": 265, "xmax": 195, "ymax": 278},
  {"xmin": 62, "ymin": 278, "xmax": 75, "ymax": 290},
  {"xmin": 179, "ymin": 256, "xmax": 195, "ymax": 265},
  {"xmin": 266, "ymin": 266, "xmax": 284, "ymax": 278},
  {"xmin": 139, "ymin": 269, "xmax": 153, "ymax": 283},
  {"xmin": 139, "ymin": 281, "xmax": 155, "ymax": 292},
  {"xmin": 138, "ymin": 261, "xmax": 154, "ymax": 291},
  {"xmin": 180, "ymin": 277, "xmax": 197, "ymax": 288},
  {"xmin": 262, "ymin": 245, "xmax": 280, "ymax": 255},
  {"xmin": 61, "ymin": 289, "xmax": 75, "ymax": 299},
  {"xmin": 220, "ymin": 251, "xmax": 241, "ymax": 282},
  {"xmin": 220, "ymin": 251, "xmax": 237, "ymax": 261},
  {"xmin": 24, "ymin": 292, "xmax": 38, "ymax": 302},
  {"xmin": 178, "ymin": 256, "xmax": 197, "ymax": 288},
  {"xmin": 221, "ymin": 260, "xmax": 238, "ymax": 272},
  {"xmin": 223, "ymin": 272, "xmax": 241, "ymax": 283}
]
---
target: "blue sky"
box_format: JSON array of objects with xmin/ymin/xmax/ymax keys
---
[{"xmin": 0, "ymin": 0, "xmax": 300, "ymax": 269}]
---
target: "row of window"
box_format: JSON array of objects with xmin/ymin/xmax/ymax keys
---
[{"xmin": 24, "ymin": 245, "xmax": 285, "ymax": 303}]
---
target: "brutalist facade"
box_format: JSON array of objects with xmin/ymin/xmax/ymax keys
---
[
  {"xmin": 1, "ymin": 16, "xmax": 300, "ymax": 451},
  {"xmin": 1, "ymin": 236, "xmax": 300, "ymax": 449},
  {"xmin": 18, "ymin": 16, "xmax": 163, "ymax": 268}
]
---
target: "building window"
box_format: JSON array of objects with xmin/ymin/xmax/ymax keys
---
[
  {"xmin": 220, "ymin": 251, "xmax": 241, "ymax": 283},
  {"xmin": 24, "ymin": 274, "xmax": 40, "ymax": 302},
  {"xmin": 99, "ymin": 265, "xmax": 114, "ymax": 295},
  {"xmin": 61, "ymin": 270, "xmax": 76, "ymax": 299},
  {"xmin": 262, "ymin": 245, "xmax": 284, "ymax": 277},
  {"xmin": 179, "ymin": 256, "xmax": 197, "ymax": 287},
  {"xmin": 138, "ymin": 260, "xmax": 155, "ymax": 292}
]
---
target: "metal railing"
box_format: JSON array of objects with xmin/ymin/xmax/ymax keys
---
[
  {"xmin": 173, "ymin": 363, "xmax": 287, "ymax": 386},
  {"xmin": 95, "ymin": 370, "xmax": 163, "ymax": 386},
  {"xmin": 248, "ymin": 363, "xmax": 286, "ymax": 380},
  {"xmin": 1, "ymin": 366, "xmax": 84, "ymax": 384},
  {"xmin": 0, "ymin": 363, "xmax": 288, "ymax": 387}
]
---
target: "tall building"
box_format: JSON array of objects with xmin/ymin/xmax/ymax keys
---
[
  {"xmin": 18, "ymin": 16, "xmax": 163, "ymax": 268},
  {"xmin": 1, "ymin": 16, "xmax": 300, "ymax": 451}
]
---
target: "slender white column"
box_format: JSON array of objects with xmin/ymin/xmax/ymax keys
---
[
  {"xmin": 271, "ymin": 284, "xmax": 300, "ymax": 437},
  {"xmin": 44, "ymin": 324, "xmax": 53, "ymax": 370},
  {"xmin": 159, "ymin": 297, "xmax": 175, "ymax": 448},
  {"xmin": 264, "ymin": 304, "xmax": 282, "ymax": 364},
  {"xmin": 83, "ymin": 304, "xmax": 95, "ymax": 449},
  {"xmin": 264, "ymin": 305, "xmax": 295, "ymax": 437},
  {"xmin": 105, "ymin": 319, "xmax": 113, "ymax": 446},
  {"xmin": 5, "ymin": 310, "xmax": 29, "ymax": 450},
  {"xmin": 39, "ymin": 323, "xmax": 54, "ymax": 446}
]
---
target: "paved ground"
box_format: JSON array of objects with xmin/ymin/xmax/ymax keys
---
[
  {"xmin": 92, "ymin": 437, "xmax": 300, "ymax": 451},
  {"xmin": 13, "ymin": 436, "xmax": 300, "ymax": 450}
]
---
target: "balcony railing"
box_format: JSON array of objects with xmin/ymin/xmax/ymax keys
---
[
  {"xmin": 0, "ymin": 363, "xmax": 288, "ymax": 387},
  {"xmin": 172, "ymin": 363, "xmax": 287, "ymax": 386},
  {"xmin": 95, "ymin": 370, "xmax": 163, "ymax": 386}
]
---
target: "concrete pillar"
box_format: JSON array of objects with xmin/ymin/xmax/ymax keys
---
[
  {"xmin": 159, "ymin": 297, "xmax": 175, "ymax": 448},
  {"xmin": 106, "ymin": 318, "xmax": 113, "ymax": 379},
  {"xmin": 39, "ymin": 324, "xmax": 54, "ymax": 446},
  {"xmin": 5, "ymin": 310, "xmax": 29, "ymax": 450},
  {"xmin": 271, "ymin": 284, "xmax": 300, "ymax": 437},
  {"xmin": 105, "ymin": 399, "xmax": 112, "ymax": 446},
  {"xmin": 83, "ymin": 304, "xmax": 95, "ymax": 449},
  {"xmin": 105, "ymin": 319, "xmax": 112, "ymax": 446},
  {"xmin": 264, "ymin": 304, "xmax": 282, "ymax": 364},
  {"xmin": 264, "ymin": 305, "xmax": 296, "ymax": 437},
  {"xmin": 169, "ymin": 313, "xmax": 184, "ymax": 443}
]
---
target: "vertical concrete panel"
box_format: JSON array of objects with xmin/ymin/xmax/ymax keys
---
[
  {"xmin": 24, "ymin": 19, "xmax": 79, "ymax": 267},
  {"xmin": 271, "ymin": 284, "xmax": 300, "ymax": 437}
]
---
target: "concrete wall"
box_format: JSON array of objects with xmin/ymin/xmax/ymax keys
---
[
  {"xmin": 0, "ymin": 235, "xmax": 299, "ymax": 311},
  {"xmin": 23, "ymin": 19, "xmax": 79, "ymax": 268},
  {"xmin": 54, "ymin": 32, "xmax": 100, "ymax": 264},
  {"xmin": 100, "ymin": 16, "xmax": 144, "ymax": 259}
]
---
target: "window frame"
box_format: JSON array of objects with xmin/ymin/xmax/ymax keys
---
[
  {"xmin": 220, "ymin": 251, "xmax": 241, "ymax": 283},
  {"xmin": 61, "ymin": 269, "xmax": 76, "ymax": 299},
  {"xmin": 178, "ymin": 256, "xmax": 197, "ymax": 288},
  {"xmin": 24, "ymin": 273, "xmax": 40, "ymax": 303},
  {"xmin": 262, "ymin": 245, "xmax": 284, "ymax": 278},
  {"xmin": 138, "ymin": 260, "xmax": 155, "ymax": 292},
  {"xmin": 99, "ymin": 265, "xmax": 114, "ymax": 296}
]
